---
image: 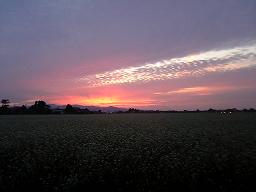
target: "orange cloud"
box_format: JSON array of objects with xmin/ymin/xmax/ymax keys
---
[
  {"xmin": 154, "ymin": 85, "xmax": 250, "ymax": 96},
  {"xmin": 166, "ymin": 87, "xmax": 210, "ymax": 95}
]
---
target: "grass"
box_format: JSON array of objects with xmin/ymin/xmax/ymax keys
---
[{"xmin": 0, "ymin": 113, "xmax": 255, "ymax": 191}]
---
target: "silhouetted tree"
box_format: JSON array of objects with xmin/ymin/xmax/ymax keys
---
[
  {"xmin": 0, "ymin": 99, "xmax": 10, "ymax": 114},
  {"xmin": 64, "ymin": 104, "xmax": 77, "ymax": 114},
  {"xmin": 30, "ymin": 100, "xmax": 51, "ymax": 114},
  {"xmin": 249, "ymin": 108, "xmax": 255, "ymax": 112},
  {"xmin": 208, "ymin": 108, "xmax": 216, "ymax": 112},
  {"xmin": 81, "ymin": 108, "xmax": 92, "ymax": 114},
  {"xmin": 224, "ymin": 108, "xmax": 238, "ymax": 113},
  {"xmin": 20, "ymin": 105, "xmax": 28, "ymax": 114},
  {"xmin": 127, "ymin": 108, "xmax": 139, "ymax": 113},
  {"xmin": 1, "ymin": 99, "xmax": 10, "ymax": 108}
]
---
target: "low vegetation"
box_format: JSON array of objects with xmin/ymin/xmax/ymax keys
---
[{"xmin": 0, "ymin": 113, "xmax": 255, "ymax": 191}]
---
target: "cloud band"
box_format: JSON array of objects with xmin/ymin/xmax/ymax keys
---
[{"xmin": 79, "ymin": 43, "xmax": 256, "ymax": 87}]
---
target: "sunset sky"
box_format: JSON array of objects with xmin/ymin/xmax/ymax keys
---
[{"xmin": 1, "ymin": 0, "xmax": 256, "ymax": 110}]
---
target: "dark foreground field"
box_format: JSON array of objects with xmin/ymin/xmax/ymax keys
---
[{"xmin": 0, "ymin": 113, "xmax": 255, "ymax": 191}]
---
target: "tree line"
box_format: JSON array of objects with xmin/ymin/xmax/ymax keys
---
[
  {"xmin": 0, "ymin": 99, "xmax": 255, "ymax": 115},
  {"xmin": 0, "ymin": 99, "xmax": 97, "ymax": 115}
]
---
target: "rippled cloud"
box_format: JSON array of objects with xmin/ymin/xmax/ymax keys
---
[
  {"xmin": 79, "ymin": 43, "xmax": 256, "ymax": 87},
  {"xmin": 154, "ymin": 85, "xmax": 252, "ymax": 96}
]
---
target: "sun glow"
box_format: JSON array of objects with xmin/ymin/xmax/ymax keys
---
[
  {"xmin": 79, "ymin": 97, "xmax": 157, "ymax": 107},
  {"xmin": 81, "ymin": 97, "xmax": 120, "ymax": 106},
  {"xmin": 47, "ymin": 95, "xmax": 157, "ymax": 107}
]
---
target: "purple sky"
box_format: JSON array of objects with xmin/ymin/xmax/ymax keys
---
[{"xmin": 0, "ymin": 0, "xmax": 256, "ymax": 110}]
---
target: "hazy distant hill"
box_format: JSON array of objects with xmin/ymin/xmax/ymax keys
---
[{"xmin": 49, "ymin": 104, "xmax": 127, "ymax": 113}]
